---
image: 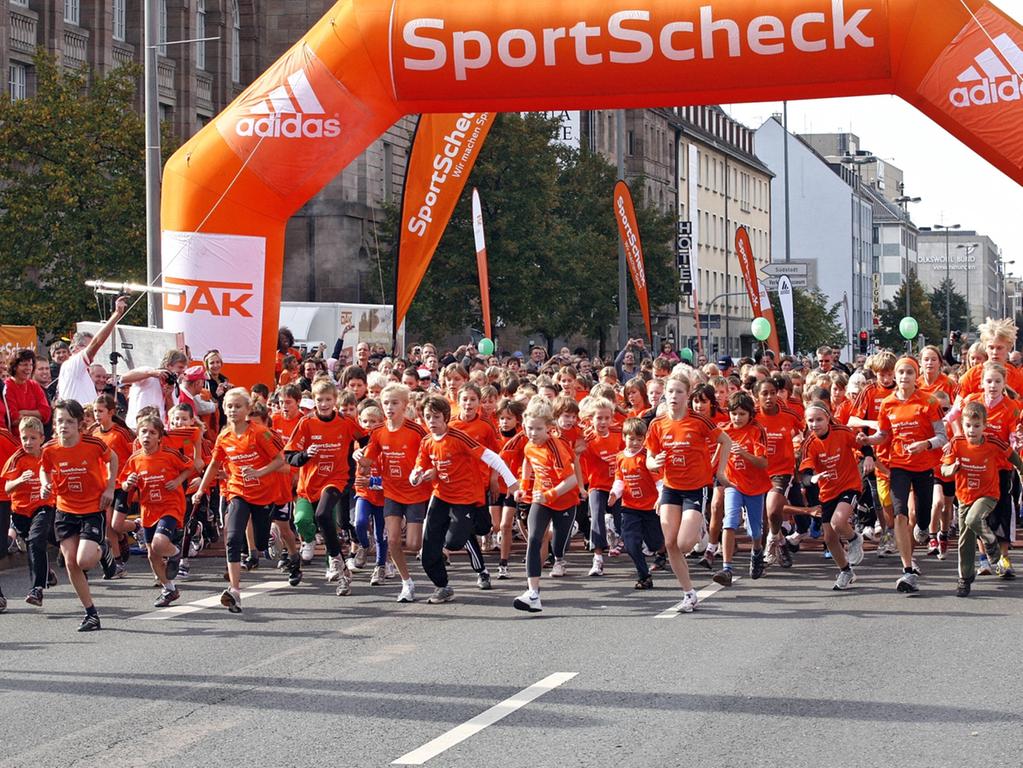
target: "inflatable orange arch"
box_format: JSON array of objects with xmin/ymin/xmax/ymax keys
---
[{"xmin": 161, "ymin": 0, "xmax": 1023, "ymax": 384}]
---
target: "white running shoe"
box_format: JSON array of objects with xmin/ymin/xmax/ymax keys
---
[
  {"xmin": 513, "ymin": 590, "xmax": 543, "ymax": 613},
  {"xmin": 385, "ymin": 561, "xmax": 398, "ymax": 579},
  {"xmin": 497, "ymin": 564, "xmax": 510, "ymax": 579},
  {"xmin": 676, "ymin": 589, "xmax": 699, "ymax": 613},
  {"xmin": 878, "ymin": 532, "xmax": 898, "ymax": 557},
  {"xmin": 913, "ymin": 526, "xmax": 928, "ymax": 545},
  {"xmin": 861, "ymin": 525, "xmax": 877, "ymax": 543},
  {"xmin": 326, "ymin": 555, "xmax": 344, "ymax": 582},
  {"xmin": 396, "ymin": 580, "xmax": 416, "ymax": 603},
  {"xmin": 551, "ymin": 559, "xmax": 567, "ymax": 577},
  {"xmin": 587, "ymin": 555, "xmax": 604, "ymax": 577},
  {"xmin": 764, "ymin": 535, "xmax": 778, "ymax": 565},
  {"xmin": 370, "ymin": 565, "xmax": 384, "ymax": 586},
  {"xmin": 352, "ymin": 546, "xmax": 367, "ymax": 570},
  {"xmin": 833, "ymin": 568, "xmax": 856, "ymax": 590},
  {"xmin": 336, "ymin": 572, "xmax": 353, "ymax": 596},
  {"xmin": 300, "ymin": 541, "xmax": 316, "ymax": 563},
  {"xmin": 846, "ymin": 533, "xmax": 865, "ymax": 567}
]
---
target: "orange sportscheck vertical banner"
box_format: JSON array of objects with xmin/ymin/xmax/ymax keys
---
[
  {"xmin": 613, "ymin": 180, "xmax": 653, "ymax": 344},
  {"xmin": 393, "ymin": 112, "xmax": 495, "ymax": 343},
  {"xmin": 735, "ymin": 226, "xmax": 780, "ymax": 357},
  {"xmin": 470, "ymin": 188, "xmax": 492, "ymax": 340}
]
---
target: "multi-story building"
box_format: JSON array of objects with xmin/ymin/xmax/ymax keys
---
[
  {"xmin": 863, "ymin": 184, "xmax": 918, "ymax": 307},
  {"xmin": 3, "ymin": 1, "xmax": 413, "ymax": 308},
  {"xmin": 582, "ymin": 106, "xmax": 773, "ymax": 357},
  {"xmin": 800, "ymin": 132, "xmax": 906, "ymax": 205},
  {"xmin": 755, "ymin": 117, "xmax": 873, "ymax": 361},
  {"xmin": 916, "ymin": 229, "xmax": 1004, "ymax": 334}
]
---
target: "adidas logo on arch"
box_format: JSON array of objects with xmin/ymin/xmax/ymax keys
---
[
  {"xmin": 949, "ymin": 32, "xmax": 1023, "ymax": 109},
  {"xmin": 234, "ymin": 69, "xmax": 342, "ymax": 138}
]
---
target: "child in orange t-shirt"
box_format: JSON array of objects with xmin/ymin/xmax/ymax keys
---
[
  {"xmin": 512, "ymin": 398, "xmax": 578, "ymax": 613},
  {"xmin": 41, "ymin": 399, "xmax": 118, "ymax": 631},
  {"xmin": 609, "ymin": 418, "xmax": 663, "ymax": 589},
  {"xmin": 411, "ymin": 395, "xmax": 518, "ymax": 605},
  {"xmin": 580, "ymin": 397, "xmax": 624, "ymax": 575},
  {"xmin": 716, "ymin": 391, "xmax": 771, "ymax": 587},
  {"xmin": 122, "ymin": 415, "xmax": 192, "ymax": 608},
  {"xmin": 2, "ymin": 417, "xmax": 53, "ymax": 606},
  {"xmin": 942, "ymin": 401, "xmax": 1023, "ymax": 596}
]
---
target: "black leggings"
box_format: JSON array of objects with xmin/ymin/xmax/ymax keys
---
[
  {"xmin": 10, "ymin": 507, "xmax": 55, "ymax": 590},
  {"xmin": 421, "ymin": 497, "xmax": 478, "ymax": 588},
  {"xmin": 225, "ymin": 497, "xmax": 271, "ymax": 563},
  {"xmin": 526, "ymin": 504, "xmax": 574, "ymax": 579},
  {"xmin": 316, "ymin": 487, "xmax": 345, "ymax": 557},
  {"xmin": 890, "ymin": 467, "xmax": 933, "ymax": 529}
]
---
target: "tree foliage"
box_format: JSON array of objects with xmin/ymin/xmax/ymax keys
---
[
  {"xmin": 927, "ymin": 278, "xmax": 971, "ymax": 336},
  {"xmin": 378, "ymin": 113, "xmax": 677, "ymax": 347},
  {"xmin": 0, "ymin": 53, "xmax": 173, "ymax": 338},
  {"xmin": 769, "ymin": 287, "xmax": 847, "ymax": 355},
  {"xmin": 874, "ymin": 272, "xmax": 943, "ymax": 349}
]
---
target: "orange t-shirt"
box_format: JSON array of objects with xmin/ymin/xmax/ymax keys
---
[
  {"xmin": 851, "ymin": 381, "xmax": 896, "ymax": 463},
  {"xmin": 164, "ymin": 426, "xmax": 202, "ymax": 470},
  {"xmin": 522, "ymin": 437, "xmax": 577, "ymax": 511},
  {"xmin": 497, "ymin": 430, "xmax": 527, "ymax": 495},
  {"xmin": 755, "ymin": 405, "xmax": 804, "ymax": 477},
  {"xmin": 285, "ymin": 413, "xmax": 365, "ymax": 500},
  {"xmin": 581, "ymin": 431, "xmax": 624, "ymax": 491},
  {"xmin": 41, "ymin": 436, "xmax": 111, "ymax": 514},
  {"xmin": 877, "ymin": 390, "xmax": 943, "ymax": 472},
  {"xmin": 415, "ymin": 428, "xmax": 487, "ymax": 506},
  {"xmin": 2, "ymin": 450, "xmax": 46, "ymax": 515},
  {"xmin": 362, "ymin": 420, "xmax": 433, "ymax": 505},
  {"xmin": 833, "ymin": 398, "xmax": 853, "ymax": 426},
  {"xmin": 211, "ymin": 424, "xmax": 283, "ymax": 506},
  {"xmin": 957, "ymin": 363, "xmax": 1023, "ymax": 399},
  {"xmin": 917, "ymin": 373, "xmax": 958, "ymax": 401},
  {"xmin": 450, "ymin": 415, "xmax": 500, "ymax": 501},
  {"xmin": 723, "ymin": 422, "xmax": 771, "ymax": 496},
  {"xmin": 272, "ymin": 411, "xmax": 303, "ymax": 443},
  {"xmin": 943, "ymin": 436, "xmax": 1011, "ymax": 506},
  {"xmin": 123, "ymin": 448, "xmax": 192, "ymax": 526},
  {"xmin": 798, "ymin": 424, "xmax": 862, "ymax": 502},
  {"xmin": 90, "ymin": 423, "xmax": 135, "ymax": 482},
  {"xmin": 0, "ymin": 429, "xmax": 19, "ymax": 502},
  {"xmin": 614, "ymin": 449, "xmax": 659, "ymax": 511},
  {"xmin": 786, "ymin": 397, "xmax": 805, "ymax": 423},
  {"xmin": 961, "ymin": 393, "xmax": 1021, "ymax": 445},
  {"xmin": 645, "ymin": 412, "xmax": 722, "ymax": 491}
]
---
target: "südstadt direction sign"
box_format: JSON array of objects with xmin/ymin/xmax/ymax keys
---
[{"xmin": 761, "ymin": 262, "xmax": 808, "ymax": 278}]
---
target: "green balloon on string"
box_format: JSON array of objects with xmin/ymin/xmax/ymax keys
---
[
  {"xmin": 899, "ymin": 316, "xmax": 919, "ymax": 340},
  {"xmin": 751, "ymin": 317, "xmax": 771, "ymax": 342},
  {"xmin": 478, "ymin": 337, "xmax": 495, "ymax": 355},
  {"xmin": 680, "ymin": 347, "xmax": 693, "ymax": 363}
]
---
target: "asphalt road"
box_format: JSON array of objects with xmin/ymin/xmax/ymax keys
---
[{"xmin": 1, "ymin": 538, "xmax": 1021, "ymax": 768}]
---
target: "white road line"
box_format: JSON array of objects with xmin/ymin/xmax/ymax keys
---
[
  {"xmin": 391, "ymin": 672, "xmax": 578, "ymax": 765},
  {"xmin": 139, "ymin": 580, "xmax": 291, "ymax": 620},
  {"xmin": 654, "ymin": 577, "xmax": 741, "ymax": 619}
]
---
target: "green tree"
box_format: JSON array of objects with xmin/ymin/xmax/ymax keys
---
[
  {"xmin": 377, "ymin": 113, "xmax": 677, "ymax": 347},
  {"xmin": 927, "ymin": 278, "xmax": 970, "ymax": 336},
  {"xmin": 0, "ymin": 52, "xmax": 172, "ymax": 338},
  {"xmin": 769, "ymin": 287, "xmax": 847, "ymax": 355},
  {"xmin": 875, "ymin": 273, "xmax": 942, "ymax": 349}
]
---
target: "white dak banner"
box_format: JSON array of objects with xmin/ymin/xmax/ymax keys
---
[{"xmin": 160, "ymin": 231, "xmax": 267, "ymax": 364}]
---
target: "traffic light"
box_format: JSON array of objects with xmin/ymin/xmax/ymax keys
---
[{"xmin": 858, "ymin": 330, "xmax": 869, "ymax": 354}]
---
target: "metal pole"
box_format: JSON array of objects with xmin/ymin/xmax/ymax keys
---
[
  {"xmin": 144, "ymin": 0, "xmax": 162, "ymax": 327},
  {"xmin": 616, "ymin": 110, "xmax": 627, "ymax": 351},
  {"xmin": 945, "ymin": 229, "xmax": 951, "ymax": 339},
  {"xmin": 783, "ymin": 102, "xmax": 791, "ymax": 264}
]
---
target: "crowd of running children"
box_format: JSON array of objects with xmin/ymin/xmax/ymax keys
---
[{"xmin": 2, "ymin": 312, "xmax": 1023, "ymax": 632}]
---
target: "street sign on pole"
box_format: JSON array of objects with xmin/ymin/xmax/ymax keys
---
[
  {"xmin": 765, "ymin": 276, "xmax": 808, "ymax": 289},
  {"xmin": 761, "ymin": 262, "xmax": 808, "ymax": 278}
]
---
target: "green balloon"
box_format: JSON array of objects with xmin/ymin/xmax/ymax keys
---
[
  {"xmin": 899, "ymin": 316, "xmax": 919, "ymax": 340},
  {"xmin": 478, "ymin": 337, "xmax": 495, "ymax": 355},
  {"xmin": 751, "ymin": 317, "xmax": 771, "ymax": 342},
  {"xmin": 680, "ymin": 347, "xmax": 694, "ymax": 363}
]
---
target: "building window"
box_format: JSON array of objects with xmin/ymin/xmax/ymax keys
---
[
  {"xmin": 113, "ymin": 0, "xmax": 126, "ymax": 41},
  {"xmin": 11, "ymin": 0, "xmax": 29, "ymax": 6},
  {"xmin": 626, "ymin": 130, "xmax": 633, "ymax": 156},
  {"xmin": 9, "ymin": 63, "xmax": 27, "ymax": 101},
  {"xmin": 231, "ymin": 0, "xmax": 241, "ymax": 83},
  {"xmin": 64, "ymin": 0, "xmax": 79, "ymax": 25},
  {"xmin": 195, "ymin": 0, "xmax": 207, "ymax": 69},
  {"xmin": 159, "ymin": 0, "xmax": 168, "ymax": 55}
]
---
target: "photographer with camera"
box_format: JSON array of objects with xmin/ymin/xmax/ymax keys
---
[
  {"xmin": 56, "ymin": 296, "xmax": 129, "ymax": 406},
  {"xmin": 121, "ymin": 350, "xmax": 188, "ymax": 423},
  {"xmin": 614, "ymin": 338, "xmax": 651, "ymax": 382}
]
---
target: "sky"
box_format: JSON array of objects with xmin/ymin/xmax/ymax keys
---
[{"xmin": 721, "ymin": 0, "xmax": 1023, "ymax": 278}]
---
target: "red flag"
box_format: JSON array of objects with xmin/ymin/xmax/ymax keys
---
[
  {"xmin": 612, "ymin": 180, "xmax": 652, "ymax": 344},
  {"xmin": 735, "ymin": 226, "xmax": 780, "ymax": 357},
  {"xmin": 471, "ymin": 188, "xmax": 492, "ymax": 339},
  {"xmin": 393, "ymin": 112, "xmax": 495, "ymax": 342}
]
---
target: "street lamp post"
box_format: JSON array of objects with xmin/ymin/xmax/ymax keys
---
[
  {"xmin": 894, "ymin": 193, "xmax": 921, "ymax": 319},
  {"xmin": 1001, "ymin": 258, "xmax": 1017, "ymax": 316},
  {"xmin": 932, "ymin": 223, "xmax": 961, "ymax": 337},
  {"xmin": 957, "ymin": 243, "xmax": 978, "ymax": 332}
]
